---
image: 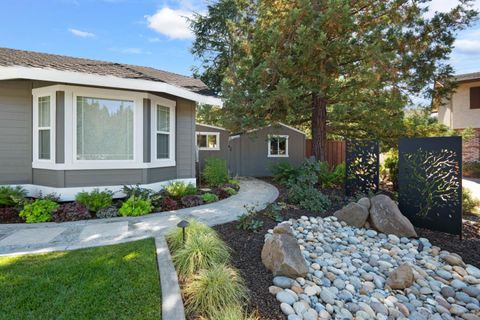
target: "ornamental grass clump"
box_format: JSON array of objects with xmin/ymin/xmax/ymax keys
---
[
  {"xmin": 172, "ymin": 232, "xmax": 230, "ymax": 278},
  {"xmin": 201, "ymin": 306, "xmax": 260, "ymax": 320},
  {"xmin": 183, "ymin": 264, "xmax": 248, "ymax": 317},
  {"xmin": 166, "ymin": 219, "xmax": 216, "ymax": 252}
]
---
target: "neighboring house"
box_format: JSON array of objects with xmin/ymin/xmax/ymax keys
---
[
  {"xmin": 0, "ymin": 48, "xmax": 221, "ymax": 200},
  {"xmin": 229, "ymin": 123, "xmax": 305, "ymax": 177},
  {"xmin": 438, "ymin": 72, "xmax": 480, "ymax": 162},
  {"xmin": 195, "ymin": 123, "xmax": 229, "ymax": 170}
]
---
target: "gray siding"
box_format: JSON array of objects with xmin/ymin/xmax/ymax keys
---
[
  {"xmin": 146, "ymin": 167, "xmax": 177, "ymax": 184},
  {"xmin": 0, "ymin": 80, "xmax": 32, "ymax": 184},
  {"xmin": 32, "ymin": 169, "xmax": 65, "ymax": 188},
  {"xmin": 196, "ymin": 124, "xmax": 230, "ymax": 171},
  {"xmin": 231, "ymin": 125, "xmax": 305, "ymax": 177},
  {"xmin": 176, "ymin": 98, "xmax": 196, "ymax": 179}
]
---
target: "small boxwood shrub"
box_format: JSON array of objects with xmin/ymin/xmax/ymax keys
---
[
  {"xmin": 52, "ymin": 202, "xmax": 91, "ymax": 222},
  {"xmin": 96, "ymin": 206, "xmax": 119, "ymax": 219},
  {"xmin": 183, "ymin": 264, "xmax": 248, "ymax": 317},
  {"xmin": 181, "ymin": 195, "xmax": 203, "ymax": 208},
  {"xmin": 19, "ymin": 199, "xmax": 59, "ymax": 223},
  {"xmin": 119, "ymin": 196, "xmax": 153, "ymax": 217},
  {"xmin": 165, "ymin": 182, "xmax": 197, "ymax": 199},
  {"xmin": 75, "ymin": 189, "xmax": 113, "ymax": 213},
  {"xmin": 161, "ymin": 197, "xmax": 179, "ymax": 211},
  {"xmin": 203, "ymin": 157, "xmax": 229, "ymax": 186},
  {"xmin": 0, "ymin": 186, "xmax": 27, "ymax": 207},
  {"xmin": 0, "ymin": 207, "xmax": 21, "ymax": 223},
  {"xmin": 202, "ymin": 193, "xmax": 219, "ymax": 203}
]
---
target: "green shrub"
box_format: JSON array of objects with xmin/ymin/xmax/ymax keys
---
[
  {"xmin": 172, "ymin": 233, "xmax": 230, "ymax": 277},
  {"xmin": 183, "ymin": 264, "xmax": 248, "ymax": 317},
  {"xmin": 203, "ymin": 157, "xmax": 229, "ymax": 186},
  {"xmin": 269, "ymin": 161, "xmax": 298, "ymax": 185},
  {"xmin": 463, "ymin": 187, "xmax": 480, "ymax": 214},
  {"xmin": 318, "ymin": 162, "xmax": 345, "ymax": 189},
  {"xmin": 227, "ymin": 179, "xmax": 240, "ymax": 190},
  {"xmin": 464, "ymin": 161, "xmax": 480, "ymax": 178},
  {"xmin": 0, "ymin": 186, "xmax": 27, "ymax": 207},
  {"xmin": 166, "ymin": 219, "xmax": 217, "ymax": 252},
  {"xmin": 165, "ymin": 182, "xmax": 197, "ymax": 199},
  {"xmin": 202, "ymin": 192, "xmax": 219, "ymax": 203},
  {"xmin": 119, "ymin": 196, "xmax": 153, "ymax": 217},
  {"xmin": 19, "ymin": 199, "xmax": 59, "ymax": 223},
  {"xmin": 122, "ymin": 185, "xmax": 153, "ymax": 199},
  {"xmin": 288, "ymin": 184, "xmax": 331, "ymax": 212},
  {"xmin": 223, "ymin": 187, "xmax": 237, "ymax": 196},
  {"xmin": 75, "ymin": 189, "xmax": 113, "ymax": 213},
  {"xmin": 237, "ymin": 205, "xmax": 264, "ymax": 232},
  {"xmin": 382, "ymin": 150, "xmax": 399, "ymax": 190}
]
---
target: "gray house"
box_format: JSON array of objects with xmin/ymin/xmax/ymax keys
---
[
  {"xmin": 0, "ymin": 48, "xmax": 221, "ymax": 200},
  {"xmin": 229, "ymin": 123, "xmax": 306, "ymax": 177},
  {"xmin": 195, "ymin": 123, "xmax": 229, "ymax": 170}
]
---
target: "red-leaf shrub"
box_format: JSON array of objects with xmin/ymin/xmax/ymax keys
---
[
  {"xmin": 162, "ymin": 197, "xmax": 179, "ymax": 211},
  {"xmin": 52, "ymin": 202, "xmax": 91, "ymax": 222},
  {"xmin": 180, "ymin": 195, "xmax": 203, "ymax": 208},
  {"xmin": 212, "ymin": 188, "xmax": 230, "ymax": 200},
  {"xmin": 0, "ymin": 207, "xmax": 21, "ymax": 223}
]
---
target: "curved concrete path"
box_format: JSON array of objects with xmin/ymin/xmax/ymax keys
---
[{"xmin": 0, "ymin": 178, "xmax": 278, "ymax": 256}]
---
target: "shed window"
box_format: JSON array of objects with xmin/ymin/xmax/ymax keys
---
[
  {"xmin": 268, "ymin": 135, "xmax": 289, "ymax": 157},
  {"xmin": 471, "ymin": 87, "xmax": 480, "ymax": 109},
  {"xmin": 196, "ymin": 132, "xmax": 220, "ymax": 150}
]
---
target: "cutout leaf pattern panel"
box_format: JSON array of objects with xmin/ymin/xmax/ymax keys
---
[{"xmin": 345, "ymin": 140, "xmax": 379, "ymax": 196}]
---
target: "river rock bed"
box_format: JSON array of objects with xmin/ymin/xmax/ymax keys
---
[{"xmin": 267, "ymin": 216, "xmax": 480, "ymax": 320}]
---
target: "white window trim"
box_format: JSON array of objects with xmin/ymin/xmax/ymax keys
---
[
  {"xmin": 32, "ymin": 91, "xmax": 56, "ymax": 164},
  {"xmin": 268, "ymin": 135, "xmax": 289, "ymax": 158},
  {"xmin": 151, "ymin": 96, "xmax": 176, "ymax": 167},
  {"xmin": 196, "ymin": 132, "xmax": 220, "ymax": 151},
  {"xmin": 31, "ymin": 85, "xmax": 177, "ymax": 170}
]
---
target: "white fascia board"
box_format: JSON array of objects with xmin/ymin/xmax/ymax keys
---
[
  {"xmin": 196, "ymin": 122, "xmax": 227, "ymax": 131},
  {"xmin": 0, "ymin": 66, "xmax": 223, "ymax": 106}
]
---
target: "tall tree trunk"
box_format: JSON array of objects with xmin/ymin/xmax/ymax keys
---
[{"xmin": 312, "ymin": 93, "xmax": 327, "ymax": 161}]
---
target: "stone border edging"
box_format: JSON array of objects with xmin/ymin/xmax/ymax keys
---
[{"xmin": 155, "ymin": 236, "xmax": 186, "ymax": 320}]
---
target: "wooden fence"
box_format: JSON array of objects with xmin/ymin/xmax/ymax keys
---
[{"xmin": 305, "ymin": 140, "xmax": 346, "ymax": 166}]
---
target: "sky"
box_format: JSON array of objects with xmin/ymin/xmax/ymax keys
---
[{"xmin": 0, "ymin": 0, "xmax": 479, "ymax": 77}]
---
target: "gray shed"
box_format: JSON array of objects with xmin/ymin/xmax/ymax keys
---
[
  {"xmin": 228, "ymin": 123, "xmax": 306, "ymax": 177},
  {"xmin": 196, "ymin": 123, "xmax": 230, "ymax": 170}
]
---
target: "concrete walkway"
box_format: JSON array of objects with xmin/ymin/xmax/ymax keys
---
[{"xmin": 0, "ymin": 178, "xmax": 278, "ymax": 256}]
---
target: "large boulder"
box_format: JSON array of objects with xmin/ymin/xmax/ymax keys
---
[
  {"xmin": 386, "ymin": 263, "xmax": 414, "ymax": 290},
  {"xmin": 369, "ymin": 194, "xmax": 417, "ymax": 238},
  {"xmin": 262, "ymin": 222, "xmax": 308, "ymax": 278},
  {"xmin": 333, "ymin": 202, "xmax": 369, "ymax": 228}
]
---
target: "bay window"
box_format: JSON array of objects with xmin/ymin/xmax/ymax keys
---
[{"xmin": 268, "ymin": 135, "xmax": 289, "ymax": 157}]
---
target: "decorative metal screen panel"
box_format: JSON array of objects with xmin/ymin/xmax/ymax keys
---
[
  {"xmin": 345, "ymin": 140, "xmax": 379, "ymax": 196},
  {"xmin": 398, "ymin": 137, "xmax": 462, "ymax": 236}
]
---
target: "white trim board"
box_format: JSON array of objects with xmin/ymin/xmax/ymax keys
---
[
  {"xmin": 5, "ymin": 178, "xmax": 197, "ymax": 202},
  {"xmin": 195, "ymin": 122, "xmax": 228, "ymax": 131},
  {"xmin": 0, "ymin": 66, "xmax": 223, "ymax": 106}
]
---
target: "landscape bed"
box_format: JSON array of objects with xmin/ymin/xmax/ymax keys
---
[
  {"xmin": 214, "ymin": 178, "xmax": 480, "ymax": 320},
  {"xmin": 0, "ymin": 238, "xmax": 161, "ymax": 319}
]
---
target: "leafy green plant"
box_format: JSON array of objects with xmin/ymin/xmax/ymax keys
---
[
  {"xmin": 202, "ymin": 192, "xmax": 219, "ymax": 203},
  {"xmin": 75, "ymin": 189, "xmax": 113, "ymax": 213},
  {"xmin": 166, "ymin": 219, "xmax": 218, "ymax": 252},
  {"xmin": 318, "ymin": 162, "xmax": 345, "ymax": 189},
  {"xmin": 119, "ymin": 196, "xmax": 153, "ymax": 217},
  {"xmin": 184, "ymin": 264, "xmax": 248, "ymax": 318},
  {"xmin": 0, "ymin": 186, "xmax": 27, "ymax": 207},
  {"xmin": 96, "ymin": 206, "xmax": 119, "ymax": 219},
  {"xmin": 264, "ymin": 202, "xmax": 286, "ymax": 222},
  {"xmin": 122, "ymin": 185, "xmax": 153, "ymax": 199},
  {"xmin": 237, "ymin": 205, "xmax": 264, "ymax": 232},
  {"xmin": 288, "ymin": 184, "xmax": 331, "ymax": 212},
  {"xmin": 161, "ymin": 197, "xmax": 179, "ymax": 211},
  {"xmin": 227, "ymin": 179, "xmax": 240, "ymax": 190},
  {"xmin": 203, "ymin": 157, "xmax": 229, "ymax": 186},
  {"xmin": 19, "ymin": 199, "xmax": 59, "ymax": 223},
  {"xmin": 224, "ymin": 187, "xmax": 237, "ymax": 196},
  {"xmin": 269, "ymin": 161, "xmax": 298, "ymax": 185},
  {"xmin": 52, "ymin": 203, "xmax": 91, "ymax": 222},
  {"xmin": 172, "ymin": 232, "xmax": 230, "ymax": 277},
  {"xmin": 463, "ymin": 187, "xmax": 480, "ymax": 214},
  {"xmin": 165, "ymin": 182, "xmax": 197, "ymax": 199}
]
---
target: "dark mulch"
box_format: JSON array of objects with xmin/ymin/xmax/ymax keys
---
[{"xmin": 214, "ymin": 178, "xmax": 480, "ymax": 319}]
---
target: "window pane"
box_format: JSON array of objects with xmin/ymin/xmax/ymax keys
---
[
  {"xmin": 157, "ymin": 105, "xmax": 170, "ymax": 132},
  {"xmin": 76, "ymin": 96, "xmax": 134, "ymax": 160},
  {"xmin": 278, "ymin": 138, "xmax": 287, "ymax": 155},
  {"xmin": 39, "ymin": 129, "xmax": 50, "ymax": 160},
  {"xmin": 197, "ymin": 134, "xmax": 207, "ymax": 148},
  {"xmin": 270, "ymin": 137, "xmax": 279, "ymax": 155},
  {"xmin": 207, "ymin": 135, "xmax": 217, "ymax": 148},
  {"xmin": 157, "ymin": 133, "xmax": 169, "ymax": 159},
  {"xmin": 38, "ymin": 96, "xmax": 50, "ymax": 127}
]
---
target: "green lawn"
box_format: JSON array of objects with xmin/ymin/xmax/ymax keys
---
[{"xmin": 0, "ymin": 238, "xmax": 161, "ymax": 320}]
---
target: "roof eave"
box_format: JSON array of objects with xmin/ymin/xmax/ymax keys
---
[{"xmin": 0, "ymin": 66, "xmax": 223, "ymax": 106}]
